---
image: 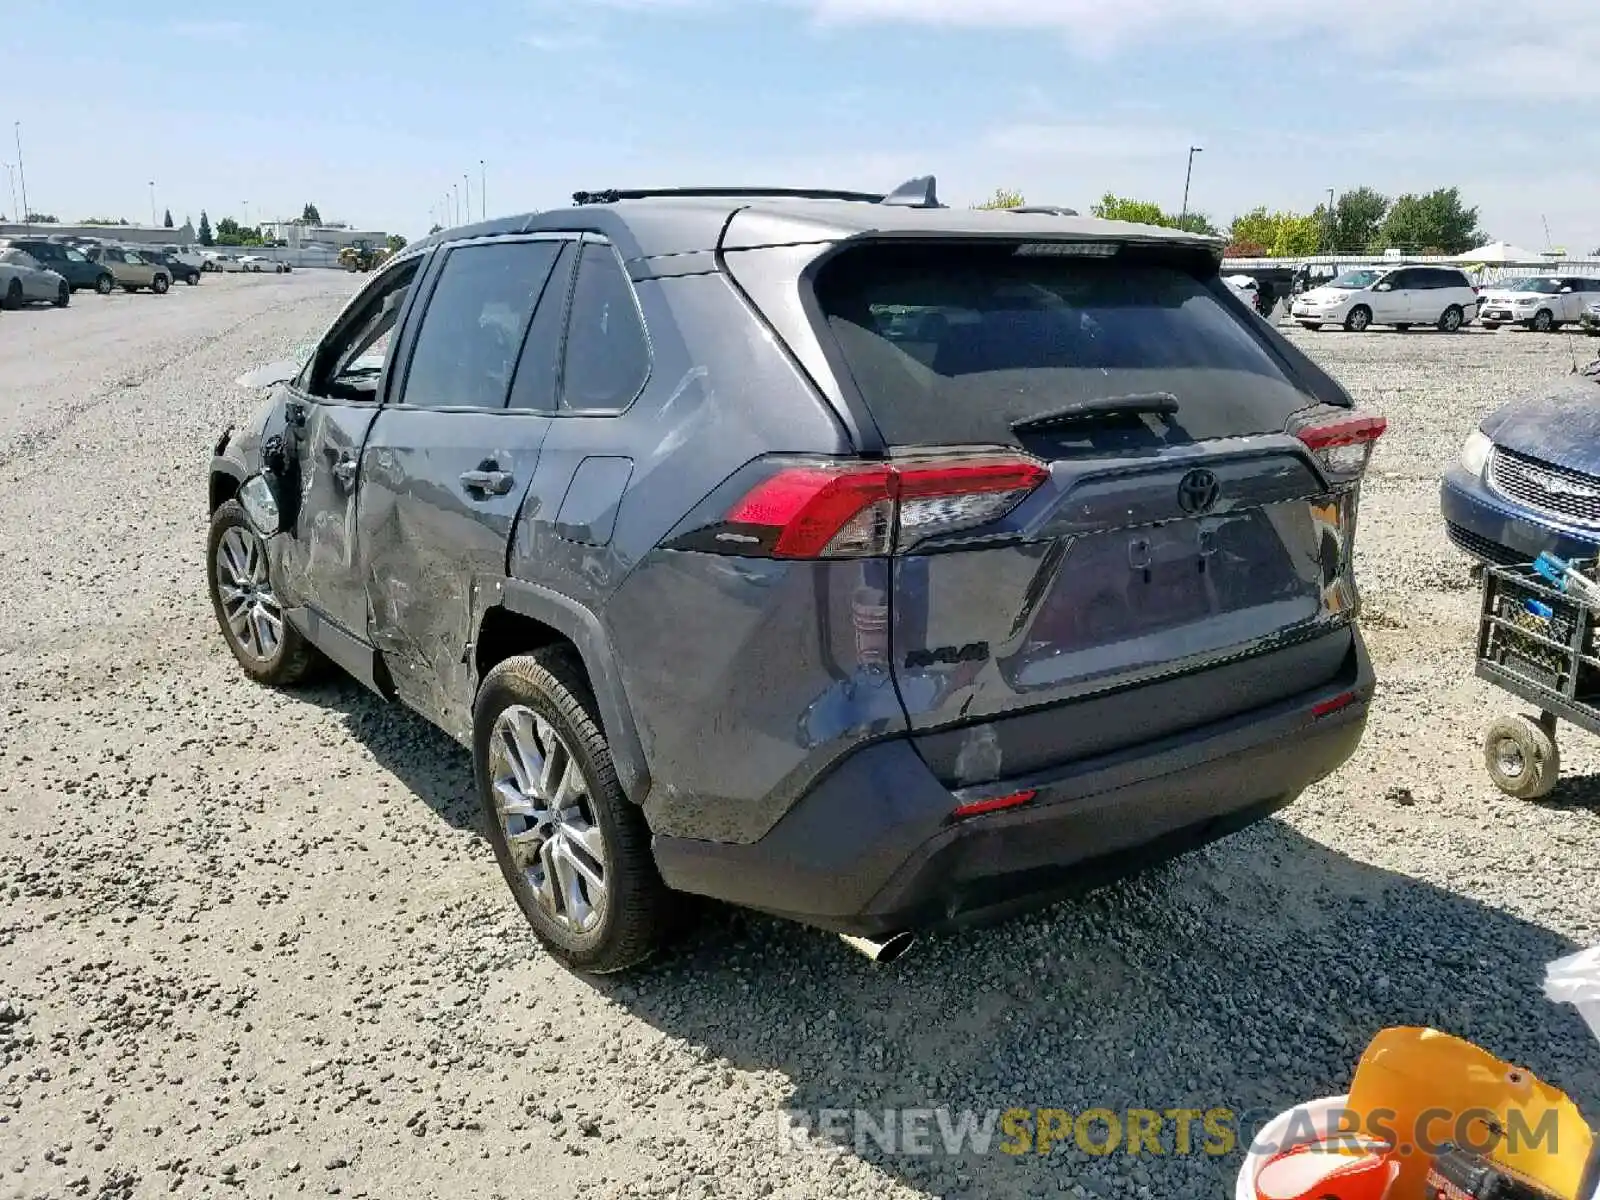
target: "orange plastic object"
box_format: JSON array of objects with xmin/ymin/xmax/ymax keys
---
[
  {"xmin": 1254, "ymin": 1142, "xmax": 1400, "ymax": 1200},
  {"xmin": 1345, "ymin": 1027, "xmax": 1595, "ymax": 1199}
]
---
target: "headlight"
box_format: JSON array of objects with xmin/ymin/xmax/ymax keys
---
[
  {"xmin": 1461, "ymin": 430, "xmax": 1493, "ymax": 477},
  {"xmin": 1515, "ymin": 297, "xmax": 1538, "ymax": 306}
]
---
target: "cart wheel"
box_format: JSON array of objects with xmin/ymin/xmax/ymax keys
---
[{"xmin": 1483, "ymin": 714, "xmax": 1560, "ymax": 799}]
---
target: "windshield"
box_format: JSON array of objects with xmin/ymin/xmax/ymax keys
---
[
  {"xmin": 1329, "ymin": 270, "xmax": 1382, "ymax": 289},
  {"xmin": 1508, "ymin": 278, "xmax": 1562, "ymax": 294}
]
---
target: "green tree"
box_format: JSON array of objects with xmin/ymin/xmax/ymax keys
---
[
  {"xmin": 973, "ymin": 187, "xmax": 1025, "ymax": 210},
  {"xmin": 1228, "ymin": 207, "xmax": 1322, "ymax": 257},
  {"xmin": 427, "ymin": 223, "xmax": 443, "ymax": 235},
  {"xmin": 1168, "ymin": 212, "xmax": 1220, "ymax": 237},
  {"xmin": 198, "ymin": 211, "xmax": 214, "ymax": 246},
  {"xmin": 386, "ymin": 233, "xmax": 408, "ymax": 253},
  {"xmin": 25, "ymin": 213, "xmax": 59, "ymax": 223},
  {"xmin": 79, "ymin": 216, "xmax": 129, "ymax": 226},
  {"xmin": 214, "ymin": 216, "xmax": 243, "ymax": 246},
  {"xmin": 1091, "ymin": 193, "xmax": 1166, "ymax": 225},
  {"xmin": 301, "ymin": 202, "xmax": 322, "ymax": 224},
  {"xmin": 1377, "ymin": 188, "xmax": 1485, "ymax": 254},
  {"xmin": 1329, "ymin": 187, "xmax": 1389, "ymax": 253},
  {"xmin": 162, "ymin": 208, "xmax": 174, "ymax": 228}
]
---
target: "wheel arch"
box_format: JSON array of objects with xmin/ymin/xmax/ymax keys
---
[
  {"xmin": 483, "ymin": 580, "xmax": 651, "ymax": 805},
  {"xmin": 209, "ymin": 459, "xmax": 244, "ymax": 513}
]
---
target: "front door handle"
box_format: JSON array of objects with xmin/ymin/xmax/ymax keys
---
[
  {"xmin": 332, "ymin": 456, "xmax": 357, "ymax": 487},
  {"xmin": 460, "ymin": 466, "xmax": 515, "ymax": 497}
]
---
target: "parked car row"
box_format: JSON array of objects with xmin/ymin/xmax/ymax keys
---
[
  {"xmin": 0, "ymin": 235, "xmax": 288, "ymax": 309},
  {"xmin": 201, "ymin": 250, "xmax": 292, "ymax": 274}
]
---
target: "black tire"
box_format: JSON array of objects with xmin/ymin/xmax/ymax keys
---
[
  {"xmin": 1438, "ymin": 305, "xmax": 1464, "ymax": 333},
  {"xmin": 184, "ymin": 271, "xmax": 198, "ymax": 286},
  {"xmin": 152, "ymin": 273, "xmax": 170, "ymax": 294},
  {"xmin": 1532, "ymin": 309, "xmax": 1554, "ymax": 333},
  {"xmin": 95, "ymin": 274, "xmax": 114, "ymax": 295},
  {"xmin": 1483, "ymin": 714, "xmax": 1559, "ymax": 800},
  {"xmin": 3, "ymin": 280, "xmax": 22, "ymax": 310},
  {"xmin": 474, "ymin": 649, "xmax": 674, "ymax": 974},
  {"xmin": 1344, "ymin": 305, "xmax": 1372, "ymax": 332},
  {"xmin": 206, "ymin": 500, "xmax": 323, "ymax": 686},
  {"xmin": 53, "ymin": 282, "xmax": 69, "ymax": 308}
]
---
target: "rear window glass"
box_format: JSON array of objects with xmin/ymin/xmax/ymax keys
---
[{"xmin": 815, "ymin": 244, "xmax": 1311, "ymax": 448}]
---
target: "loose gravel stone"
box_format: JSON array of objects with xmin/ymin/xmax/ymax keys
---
[{"xmin": 0, "ymin": 281, "xmax": 1595, "ymax": 1199}]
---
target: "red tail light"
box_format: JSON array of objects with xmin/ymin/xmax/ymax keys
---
[
  {"xmin": 721, "ymin": 455, "xmax": 1048, "ymax": 559},
  {"xmin": 1293, "ymin": 413, "xmax": 1387, "ymax": 477}
]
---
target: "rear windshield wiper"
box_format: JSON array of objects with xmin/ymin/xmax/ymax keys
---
[{"xmin": 1010, "ymin": 392, "xmax": 1179, "ymax": 433}]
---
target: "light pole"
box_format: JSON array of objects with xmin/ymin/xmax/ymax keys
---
[
  {"xmin": 463, "ymin": 173, "xmax": 471, "ymax": 225},
  {"xmin": 242, "ymin": 200, "xmax": 250, "ymax": 230},
  {"xmin": 453, "ymin": 183, "xmax": 460, "ymax": 226},
  {"xmin": 1, "ymin": 162, "xmax": 17, "ymax": 222},
  {"xmin": 14, "ymin": 122, "xmax": 31, "ymax": 224},
  {"xmin": 1179, "ymin": 145, "xmax": 1203, "ymax": 223},
  {"xmin": 1325, "ymin": 187, "xmax": 1336, "ymax": 253},
  {"xmin": 480, "ymin": 159, "xmax": 486, "ymax": 220},
  {"xmin": 149, "ymin": 181, "xmax": 158, "ymax": 227}
]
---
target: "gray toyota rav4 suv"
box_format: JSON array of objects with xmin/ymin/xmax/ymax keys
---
[{"xmin": 206, "ymin": 178, "xmax": 1381, "ymax": 973}]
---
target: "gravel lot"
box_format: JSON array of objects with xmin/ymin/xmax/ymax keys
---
[{"xmin": 2, "ymin": 276, "xmax": 1597, "ymax": 1200}]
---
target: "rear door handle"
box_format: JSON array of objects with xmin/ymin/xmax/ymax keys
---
[{"xmin": 460, "ymin": 467, "xmax": 515, "ymax": 497}]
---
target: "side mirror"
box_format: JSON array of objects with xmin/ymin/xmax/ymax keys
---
[{"xmin": 238, "ymin": 472, "xmax": 288, "ymax": 536}]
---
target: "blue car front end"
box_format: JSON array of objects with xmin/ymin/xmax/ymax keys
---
[{"xmin": 1442, "ymin": 381, "xmax": 1600, "ymax": 565}]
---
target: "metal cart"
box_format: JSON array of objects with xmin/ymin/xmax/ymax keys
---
[{"xmin": 1476, "ymin": 559, "xmax": 1600, "ymax": 798}]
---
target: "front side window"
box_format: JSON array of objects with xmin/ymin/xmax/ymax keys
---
[
  {"xmin": 64, "ymin": 248, "xmax": 86, "ymax": 263},
  {"xmin": 560, "ymin": 242, "xmax": 651, "ymax": 413},
  {"xmin": 399, "ymin": 240, "xmax": 563, "ymax": 410},
  {"xmin": 124, "ymin": 251, "xmax": 145, "ymax": 265},
  {"xmin": 308, "ymin": 260, "xmax": 421, "ymax": 402}
]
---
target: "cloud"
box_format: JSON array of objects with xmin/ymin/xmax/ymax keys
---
[
  {"xmin": 522, "ymin": 31, "xmax": 603, "ymax": 51},
  {"xmin": 168, "ymin": 19, "xmax": 254, "ymax": 44},
  {"xmin": 986, "ymin": 122, "xmax": 1197, "ymax": 159}
]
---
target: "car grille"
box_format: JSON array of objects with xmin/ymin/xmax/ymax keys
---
[
  {"xmin": 1488, "ymin": 448, "xmax": 1600, "ymax": 527},
  {"xmin": 1445, "ymin": 522, "xmax": 1522, "ymax": 566}
]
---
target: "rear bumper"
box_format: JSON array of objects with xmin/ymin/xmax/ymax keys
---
[{"xmin": 652, "ymin": 630, "xmax": 1374, "ymax": 937}]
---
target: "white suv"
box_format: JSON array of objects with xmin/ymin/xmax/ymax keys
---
[
  {"xmin": 1477, "ymin": 275, "xmax": 1600, "ymax": 333},
  {"xmin": 1292, "ymin": 265, "xmax": 1478, "ymax": 333}
]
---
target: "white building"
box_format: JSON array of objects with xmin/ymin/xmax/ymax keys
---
[
  {"xmin": 0, "ymin": 219, "xmax": 198, "ymax": 246},
  {"xmin": 255, "ymin": 221, "xmax": 389, "ymax": 250}
]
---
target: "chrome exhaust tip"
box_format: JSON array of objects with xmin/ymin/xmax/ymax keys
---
[{"xmin": 838, "ymin": 931, "xmax": 916, "ymax": 964}]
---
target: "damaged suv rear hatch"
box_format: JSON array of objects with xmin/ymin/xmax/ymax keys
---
[{"xmin": 728, "ymin": 235, "xmax": 1381, "ymax": 788}]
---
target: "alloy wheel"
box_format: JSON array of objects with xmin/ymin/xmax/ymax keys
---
[
  {"xmin": 489, "ymin": 705, "xmax": 609, "ymax": 935},
  {"xmin": 213, "ymin": 526, "xmax": 283, "ymax": 663}
]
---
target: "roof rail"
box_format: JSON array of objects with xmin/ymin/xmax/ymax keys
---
[
  {"xmin": 572, "ymin": 186, "xmax": 886, "ymax": 206},
  {"xmin": 571, "ymin": 175, "xmax": 945, "ymax": 208}
]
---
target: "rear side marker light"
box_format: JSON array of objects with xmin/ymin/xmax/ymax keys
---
[
  {"xmin": 952, "ymin": 789, "xmax": 1037, "ymax": 819},
  {"xmin": 1294, "ymin": 414, "xmax": 1387, "ymax": 476},
  {"xmin": 1312, "ymin": 691, "xmax": 1359, "ymax": 718},
  {"xmin": 724, "ymin": 456, "xmax": 1048, "ymax": 559}
]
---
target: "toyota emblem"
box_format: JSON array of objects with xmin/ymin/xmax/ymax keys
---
[{"xmin": 1177, "ymin": 468, "xmax": 1221, "ymax": 515}]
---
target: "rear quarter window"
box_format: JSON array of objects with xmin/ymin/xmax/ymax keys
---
[{"xmin": 813, "ymin": 241, "xmax": 1313, "ymax": 448}]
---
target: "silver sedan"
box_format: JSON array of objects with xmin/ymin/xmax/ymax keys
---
[{"xmin": 0, "ymin": 248, "xmax": 70, "ymax": 309}]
